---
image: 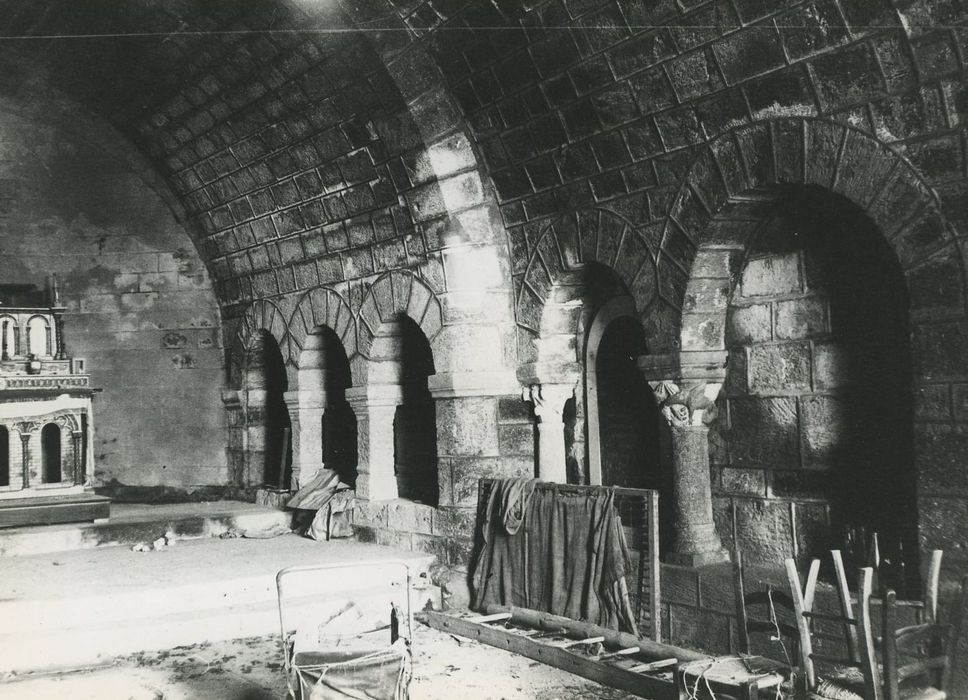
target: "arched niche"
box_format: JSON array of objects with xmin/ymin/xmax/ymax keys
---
[
  {"xmin": 27, "ymin": 315, "xmax": 51, "ymax": 357},
  {"xmin": 0, "ymin": 425, "xmax": 9, "ymax": 487},
  {"xmin": 41, "ymin": 422, "xmax": 61, "ymax": 483},
  {"xmin": 0, "ymin": 316, "xmax": 17, "ymax": 358},
  {"xmin": 699, "ymin": 186, "xmax": 916, "ymax": 587},
  {"xmin": 246, "ymin": 330, "xmax": 293, "ymax": 489},
  {"xmin": 369, "ymin": 314, "xmax": 438, "ymax": 506},
  {"xmin": 297, "ymin": 325, "xmax": 357, "ymax": 487}
]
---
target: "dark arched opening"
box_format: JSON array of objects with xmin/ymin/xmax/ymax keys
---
[
  {"xmin": 300, "ymin": 326, "xmax": 357, "ymax": 487},
  {"xmin": 41, "ymin": 423, "xmax": 61, "ymax": 483},
  {"xmin": 386, "ymin": 316, "xmax": 437, "ymax": 505},
  {"xmin": 249, "ymin": 331, "xmax": 292, "ymax": 489},
  {"xmin": 0, "ymin": 426, "xmax": 8, "ymax": 487},
  {"xmin": 716, "ymin": 185, "xmax": 916, "ymax": 588},
  {"xmin": 596, "ymin": 317, "xmax": 661, "ymax": 489}
]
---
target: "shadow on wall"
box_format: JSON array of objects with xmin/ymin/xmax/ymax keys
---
[{"xmin": 716, "ymin": 186, "xmax": 916, "ymax": 591}]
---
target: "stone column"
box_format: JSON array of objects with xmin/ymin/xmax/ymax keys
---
[
  {"xmin": 346, "ymin": 385, "xmax": 401, "ymax": 501},
  {"xmin": 18, "ymin": 429, "xmax": 32, "ymax": 489},
  {"xmin": 71, "ymin": 431, "xmax": 83, "ymax": 485},
  {"xmin": 54, "ymin": 314, "xmax": 66, "ymax": 360},
  {"xmin": 243, "ymin": 388, "xmax": 268, "ymax": 486},
  {"xmin": 523, "ymin": 383, "xmax": 575, "ymax": 483},
  {"xmin": 641, "ymin": 351, "xmax": 730, "ymax": 567},
  {"xmin": 283, "ymin": 390, "xmax": 326, "ymax": 490}
]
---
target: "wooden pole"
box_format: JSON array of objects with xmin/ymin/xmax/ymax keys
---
[{"xmin": 482, "ymin": 604, "xmax": 708, "ymax": 663}]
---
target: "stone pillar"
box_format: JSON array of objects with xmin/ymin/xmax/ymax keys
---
[
  {"xmin": 18, "ymin": 429, "xmax": 32, "ymax": 489},
  {"xmin": 523, "ymin": 383, "xmax": 575, "ymax": 483},
  {"xmin": 71, "ymin": 431, "xmax": 83, "ymax": 485},
  {"xmin": 641, "ymin": 351, "xmax": 730, "ymax": 567},
  {"xmin": 54, "ymin": 314, "xmax": 66, "ymax": 360},
  {"xmin": 221, "ymin": 389, "xmax": 245, "ymax": 486},
  {"xmin": 346, "ymin": 385, "xmax": 401, "ymax": 501},
  {"xmin": 283, "ymin": 390, "xmax": 326, "ymax": 490},
  {"xmin": 1, "ymin": 319, "xmax": 8, "ymax": 361},
  {"xmin": 243, "ymin": 388, "xmax": 268, "ymax": 486}
]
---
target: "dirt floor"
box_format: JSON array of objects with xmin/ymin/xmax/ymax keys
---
[{"xmin": 0, "ymin": 622, "xmax": 639, "ymax": 700}]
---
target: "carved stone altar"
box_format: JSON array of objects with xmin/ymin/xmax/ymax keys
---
[{"xmin": 0, "ymin": 281, "xmax": 108, "ymax": 528}]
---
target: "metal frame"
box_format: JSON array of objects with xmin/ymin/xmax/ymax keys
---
[{"xmin": 275, "ymin": 559, "xmax": 414, "ymax": 677}]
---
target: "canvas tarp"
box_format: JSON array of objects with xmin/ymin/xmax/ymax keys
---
[{"xmin": 471, "ymin": 479, "xmax": 637, "ymax": 633}]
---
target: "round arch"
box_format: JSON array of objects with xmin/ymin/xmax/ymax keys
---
[{"xmin": 515, "ymin": 209, "xmax": 659, "ymax": 370}]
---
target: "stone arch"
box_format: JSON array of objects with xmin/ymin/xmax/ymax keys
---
[
  {"xmin": 584, "ymin": 294, "xmax": 638, "ymax": 486},
  {"xmin": 288, "ymin": 287, "xmax": 357, "ymax": 375},
  {"xmin": 657, "ymin": 117, "xmax": 962, "ymax": 347},
  {"xmin": 357, "ymin": 270, "xmax": 443, "ymax": 361},
  {"xmin": 227, "ymin": 298, "xmax": 291, "ymax": 386},
  {"xmin": 515, "ymin": 208, "xmax": 659, "ymax": 368}
]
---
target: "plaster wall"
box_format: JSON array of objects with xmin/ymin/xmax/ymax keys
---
[{"xmin": 0, "ymin": 101, "xmax": 226, "ymax": 487}]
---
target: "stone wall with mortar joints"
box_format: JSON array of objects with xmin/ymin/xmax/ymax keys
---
[
  {"xmin": 0, "ymin": 98, "xmax": 225, "ymax": 488},
  {"xmin": 122, "ymin": 4, "xmax": 515, "ymax": 363},
  {"xmin": 412, "ymin": 0, "xmax": 968, "ymax": 350}
]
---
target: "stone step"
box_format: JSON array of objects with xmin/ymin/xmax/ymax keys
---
[
  {"xmin": 0, "ymin": 535, "xmax": 440, "ymax": 674},
  {"xmin": 0, "ymin": 500, "xmax": 292, "ymax": 557}
]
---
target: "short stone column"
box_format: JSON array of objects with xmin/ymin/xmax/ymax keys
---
[
  {"xmin": 523, "ymin": 383, "xmax": 575, "ymax": 483},
  {"xmin": 71, "ymin": 431, "xmax": 83, "ymax": 485},
  {"xmin": 641, "ymin": 351, "xmax": 729, "ymax": 567},
  {"xmin": 346, "ymin": 385, "xmax": 401, "ymax": 501},
  {"xmin": 243, "ymin": 388, "xmax": 268, "ymax": 486},
  {"xmin": 18, "ymin": 428, "xmax": 32, "ymax": 489},
  {"xmin": 283, "ymin": 390, "xmax": 325, "ymax": 490}
]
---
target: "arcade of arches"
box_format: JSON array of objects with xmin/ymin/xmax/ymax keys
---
[{"xmin": 2, "ymin": 0, "xmax": 968, "ymax": 686}]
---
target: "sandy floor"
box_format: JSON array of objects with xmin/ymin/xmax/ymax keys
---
[{"xmin": 0, "ymin": 623, "xmax": 639, "ymax": 700}]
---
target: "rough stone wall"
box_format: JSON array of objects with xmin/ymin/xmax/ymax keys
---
[{"xmin": 0, "ymin": 98, "xmax": 225, "ymax": 487}]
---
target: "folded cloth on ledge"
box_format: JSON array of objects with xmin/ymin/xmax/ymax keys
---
[
  {"xmin": 287, "ymin": 469, "xmax": 355, "ymax": 540},
  {"xmin": 472, "ymin": 480, "xmax": 637, "ymax": 633}
]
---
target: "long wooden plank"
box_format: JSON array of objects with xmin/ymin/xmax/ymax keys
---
[
  {"xmin": 422, "ymin": 611, "xmax": 677, "ymax": 700},
  {"xmin": 484, "ymin": 605, "xmax": 707, "ymax": 663}
]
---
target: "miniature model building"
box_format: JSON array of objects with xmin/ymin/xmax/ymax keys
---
[{"xmin": 0, "ymin": 280, "xmax": 106, "ymax": 527}]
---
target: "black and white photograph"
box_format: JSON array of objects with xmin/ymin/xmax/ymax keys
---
[{"xmin": 0, "ymin": 0, "xmax": 965, "ymax": 697}]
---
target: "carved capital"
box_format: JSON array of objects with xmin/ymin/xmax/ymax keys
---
[
  {"xmin": 523, "ymin": 383, "xmax": 574, "ymax": 424},
  {"xmin": 16, "ymin": 421, "xmax": 39, "ymax": 438},
  {"xmin": 649, "ymin": 380, "xmax": 722, "ymax": 427}
]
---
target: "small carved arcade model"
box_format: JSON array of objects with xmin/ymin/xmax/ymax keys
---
[{"xmin": 0, "ymin": 280, "xmax": 108, "ymax": 528}]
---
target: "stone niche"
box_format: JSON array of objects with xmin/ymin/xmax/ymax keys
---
[
  {"xmin": 710, "ymin": 189, "xmax": 915, "ymax": 583},
  {"xmin": 0, "ymin": 281, "xmax": 107, "ymax": 527}
]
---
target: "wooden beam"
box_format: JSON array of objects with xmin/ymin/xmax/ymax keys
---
[
  {"xmin": 483, "ymin": 604, "xmax": 708, "ymax": 663},
  {"xmin": 422, "ymin": 611, "xmax": 677, "ymax": 700}
]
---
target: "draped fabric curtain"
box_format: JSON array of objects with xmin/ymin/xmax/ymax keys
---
[{"xmin": 472, "ymin": 480, "xmax": 636, "ymax": 633}]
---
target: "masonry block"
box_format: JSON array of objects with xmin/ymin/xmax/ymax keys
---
[
  {"xmin": 775, "ymin": 297, "xmax": 827, "ymax": 340},
  {"xmin": 727, "ymin": 303, "xmax": 772, "ymax": 345},
  {"xmin": 386, "ymin": 500, "xmax": 434, "ymax": 535},
  {"xmin": 734, "ymin": 498, "xmax": 795, "ymax": 564},
  {"xmin": 800, "ymin": 395, "xmax": 851, "ymax": 467},
  {"xmin": 739, "ymin": 254, "xmax": 802, "ymax": 298},
  {"xmin": 748, "ymin": 342, "xmax": 812, "ymax": 394},
  {"xmin": 916, "ymin": 422, "xmax": 968, "ymax": 496},
  {"xmin": 728, "ymin": 397, "xmax": 800, "ymax": 469},
  {"xmin": 435, "ymin": 396, "xmax": 500, "ymax": 457},
  {"xmin": 661, "ymin": 564, "xmax": 700, "ymax": 607},
  {"xmin": 913, "ymin": 321, "xmax": 968, "ymax": 380},
  {"xmin": 720, "ymin": 467, "xmax": 767, "ymax": 496}
]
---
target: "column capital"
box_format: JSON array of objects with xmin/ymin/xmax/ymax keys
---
[
  {"xmin": 221, "ymin": 389, "xmax": 242, "ymax": 409},
  {"xmin": 427, "ymin": 370, "xmax": 519, "ymax": 399},
  {"xmin": 522, "ymin": 382, "xmax": 575, "ymax": 423},
  {"xmin": 282, "ymin": 389, "xmax": 326, "ymax": 411},
  {"xmin": 345, "ymin": 384, "xmax": 404, "ymax": 409},
  {"xmin": 648, "ymin": 379, "xmax": 723, "ymax": 427}
]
